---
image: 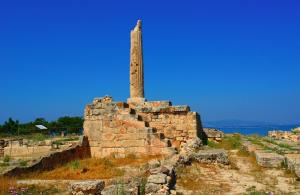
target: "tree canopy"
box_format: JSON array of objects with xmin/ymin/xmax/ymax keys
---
[{"xmin": 0, "ymin": 116, "xmax": 83, "ymax": 136}]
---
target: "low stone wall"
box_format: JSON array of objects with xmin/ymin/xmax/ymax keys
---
[
  {"xmin": 2, "ymin": 136, "xmax": 91, "ymax": 177},
  {"xmin": 4, "ymin": 146, "xmax": 52, "ymax": 159},
  {"xmin": 129, "ymin": 100, "xmax": 205, "ymax": 148}
]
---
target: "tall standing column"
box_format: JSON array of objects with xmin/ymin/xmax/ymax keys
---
[{"xmin": 128, "ymin": 20, "xmax": 145, "ymax": 104}]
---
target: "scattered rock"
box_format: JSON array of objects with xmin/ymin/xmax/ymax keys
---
[
  {"xmin": 192, "ymin": 149, "xmax": 229, "ymax": 165},
  {"xmin": 148, "ymin": 159, "xmax": 161, "ymax": 169},
  {"xmin": 292, "ymin": 127, "xmax": 300, "ymax": 133},
  {"xmin": 255, "ymin": 151, "xmax": 284, "ymax": 168},
  {"xmin": 285, "ymin": 154, "xmax": 300, "ymax": 179},
  {"xmin": 148, "ymin": 173, "xmax": 167, "ymax": 184},
  {"xmin": 203, "ymin": 128, "xmax": 224, "ymax": 142},
  {"xmin": 145, "ymin": 183, "xmax": 161, "ymax": 194},
  {"xmin": 69, "ymin": 180, "xmax": 105, "ymax": 195},
  {"xmin": 181, "ymin": 137, "xmax": 202, "ymax": 154},
  {"xmin": 241, "ymin": 141, "xmax": 262, "ymax": 153}
]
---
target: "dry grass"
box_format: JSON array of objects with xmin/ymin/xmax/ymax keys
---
[
  {"xmin": 22, "ymin": 154, "xmax": 163, "ymax": 180},
  {"xmin": 176, "ymin": 163, "xmax": 230, "ymax": 194},
  {"xmin": 0, "ymin": 177, "xmax": 16, "ymax": 195},
  {"xmin": 243, "ymin": 153, "xmax": 262, "ymax": 172}
]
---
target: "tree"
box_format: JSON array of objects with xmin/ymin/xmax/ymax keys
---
[
  {"xmin": 56, "ymin": 116, "xmax": 83, "ymax": 134},
  {"xmin": 2, "ymin": 118, "xmax": 19, "ymax": 135},
  {"xmin": 33, "ymin": 118, "xmax": 48, "ymax": 126}
]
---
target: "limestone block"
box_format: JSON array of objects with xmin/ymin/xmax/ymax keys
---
[
  {"xmin": 284, "ymin": 154, "xmax": 300, "ymax": 178},
  {"xmin": 100, "ymin": 140, "xmax": 120, "ymax": 148},
  {"xmin": 150, "ymin": 138, "xmax": 167, "ymax": 148},
  {"xmin": 83, "ymin": 120, "xmax": 102, "ymax": 140},
  {"xmin": 117, "ymin": 133, "xmax": 148, "ymax": 140},
  {"xmin": 147, "ymin": 173, "xmax": 167, "ymax": 184},
  {"xmin": 170, "ymin": 105, "xmax": 190, "ymax": 112},
  {"xmin": 101, "ymin": 133, "xmax": 116, "ymax": 141},
  {"xmin": 121, "ymin": 140, "xmax": 145, "ymax": 147},
  {"xmin": 164, "ymin": 127, "xmax": 175, "ymax": 139},
  {"xmin": 69, "ymin": 180, "xmax": 105, "ymax": 195},
  {"xmin": 192, "ymin": 149, "xmax": 229, "ymax": 165},
  {"xmin": 145, "ymin": 101, "xmax": 171, "ymax": 108},
  {"xmin": 101, "ymin": 148, "xmax": 119, "ymax": 157},
  {"xmin": 145, "ymin": 183, "xmax": 161, "ymax": 194},
  {"xmin": 126, "ymin": 146, "xmax": 147, "ymax": 154},
  {"xmin": 255, "ymin": 151, "xmax": 284, "ymax": 168}
]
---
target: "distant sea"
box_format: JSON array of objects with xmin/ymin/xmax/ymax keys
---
[{"xmin": 204, "ymin": 124, "xmax": 300, "ymax": 136}]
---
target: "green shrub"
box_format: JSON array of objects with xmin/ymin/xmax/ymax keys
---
[
  {"xmin": 69, "ymin": 160, "xmax": 81, "ymax": 170},
  {"xmin": 206, "ymin": 134, "xmax": 242, "ymax": 150},
  {"xmin": 30, "ymin": 133, "xmax": 48, "ymax": 141},
  {"xmin": 0, "ymin": 162, "xmax": 9, "ymax": 166},
  {"xmin": 3, "ymin": 155, "xmax": 10, "ymax": 163},
  {"xmin": 19, "ymin": 159, "xmax": 28, "ymax": 167},
  {"xmin": 207, "ymin": 140, "xmax": 218, "ymax": 148},
  {"xmin": 139, "ymin": 178, "xmax": 147, "ymax": 195}
]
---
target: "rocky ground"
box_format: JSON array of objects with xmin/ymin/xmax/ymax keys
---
[
  {"xmin": 176, "ymin": 150, "xmax": 300, "ymax": 194},
  {"xmin": 1, "ymin": 134, "xmax": 300, "ymax": 194}
]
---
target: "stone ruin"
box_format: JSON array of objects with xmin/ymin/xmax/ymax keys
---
[
  {"xmin": 83, "ymin": 20, "xmax": 205, "ymax": 158},
  {"xmin": 268, "ymin": 130, "xmax": 300, "ymax": 143}
]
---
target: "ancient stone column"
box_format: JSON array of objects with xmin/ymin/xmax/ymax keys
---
[{"xmin": 128, "ymin": 20, "xmax": 146, "ymax": 104}]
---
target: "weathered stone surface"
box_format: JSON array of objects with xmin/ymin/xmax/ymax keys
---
[
  {"xmin": 255, "ymin": 151, "xmax": 284, "ymax": 168},
  {"xmin": 285, "ymin": 154, "xmax": 300, "ymax": 178},
  {"xmin": 241, "ymin": 141, "xmax": 262, "ymax": 153},
  {"xmin": 181, "ymin": 137, "xmax": 203, "ymax": 154},
  {"xmin": 203, "ymin": 128, "xmax": 224, "ymax": 142},
  {"xmin": 145, "ymin": 183, "xmax": 161, "ymax": 194},
  {"xmin": 69, "ymin": 180, "xmax": 105, "ymax": 195},
  {"xmin": 192, "ymin": 149, "xmax": 229, "ymax": 165},
  {"xmin": 129, "ymin": 20, "xmax": 144, "ymax": 102},
  {"xmin": 3, "ymin": 137, "xmax": 90, "ymax": 177},
  {"xmin": 148, "ymin": 159, "xmax": 161, "ymax": 169},
  {"xmin": 149, "ymin": 165, "xmax": 174, "ymax": 176},
  {"xmin": 268, "ymin": 130, "xmax": 300, "ymax": 142},
  {"xmin": 148, "ymin": 173, "xmax": 167, "ymax": 184},
  {"xmin": 292, "ymin": 127, "xmax": 300, "ymax": 133}
]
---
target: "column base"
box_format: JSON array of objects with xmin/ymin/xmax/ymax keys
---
[{"xmin": 127, "ymin": 97, "xmax": 146, "ymax": 104}]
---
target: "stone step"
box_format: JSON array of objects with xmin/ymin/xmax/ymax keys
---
[
  {"xmin": 254, "ymin": 150, "xmax": 285, "ymax": 168},
  {"xmin": 118, "ymin": 108, "xmax": 136, "ymax": 115}
]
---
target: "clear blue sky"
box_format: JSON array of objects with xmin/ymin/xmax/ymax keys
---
[{"xmin": 0, "ymin": 0, "xmax": 299, "ymax": 124}]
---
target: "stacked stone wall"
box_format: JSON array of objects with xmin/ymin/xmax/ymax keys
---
[
  {"xmin": 84, "ymin": 97, "xmax": 172, "ymax": 158},
  {"xmin": 84, "ymin": 97, "xmax": 204, "ymax": 158},
  {"xmin": 2, "ymin": 136, "xmax": 90, "ymax": 177},
  {"xmin": 129, "ymin": 101, "xmax": 204, "ymax": 148}
]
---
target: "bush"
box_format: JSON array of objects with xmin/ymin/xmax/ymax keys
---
[
  {"xmin": 31, "ymin": 133, "xmax": 48, "ymax": 141},
  {"xmin": 0, "ymin": 162, "xmax": 9, "ymax": 166},
  {"xmin": 3, "ymin": 155, "xmax": 10, "ymax": 163},
  {"xmin": 69, "ymin": 160, "xmax": 81, "ymax": 170},
  {"xmin": 207, "ymin": 140, "xmax": 218, "ymax": 148},
  {"xmin": 19, "ymin": 159, "xmax": 28, "ymax": 167},
  {"xmin": 208, "ymin": 134, "xmax": 242, "ymax": 150}
]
